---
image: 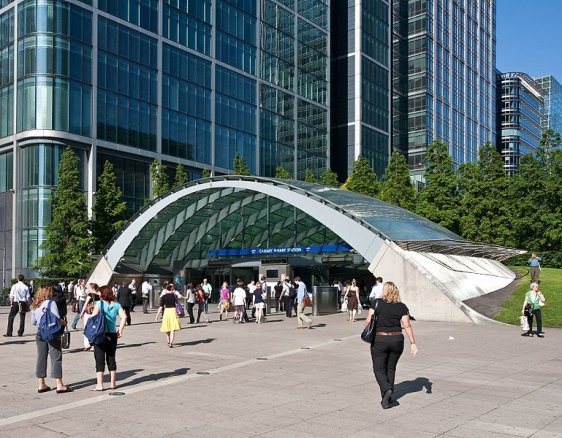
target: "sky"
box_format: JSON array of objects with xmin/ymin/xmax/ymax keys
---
[{"xmin": 496, "ymin": 0, "xmax": 562, "ymax": 80}]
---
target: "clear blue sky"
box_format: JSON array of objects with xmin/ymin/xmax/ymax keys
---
[{"xmin": 496, "ymin": 0, "xmax": 562, "ymax": 80}]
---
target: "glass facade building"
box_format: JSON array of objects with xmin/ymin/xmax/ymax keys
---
[
  {"xmin": 0, "ymin": 0, "xmax": 330, "ymax": 281},
  {"xmin": 331, "ymin": 0, "xmax": 391, "ymax": 179},
  {"xmin": 534, "ymin": 75, "xmax": 562, "ymax": 136},
  {"xmin": 392, "ymin": 0, "xmax": 496, "ymax": 185},
  {"xmin": 496, "ymin": 72, "xmax": 544, "ymax": 174}
]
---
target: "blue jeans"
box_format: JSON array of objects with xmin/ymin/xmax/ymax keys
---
[{"xmin": 71, "ymin": 300, "xmax": 84, "ymax": 328}]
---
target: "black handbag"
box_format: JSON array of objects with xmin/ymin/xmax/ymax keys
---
[
  {"xmin": 361, "ymin": 300, "xmax": 379, "ymax": 344},
  {"xmin": 524, "ymin": 303, "xmax": 533, "ymax": 317}
]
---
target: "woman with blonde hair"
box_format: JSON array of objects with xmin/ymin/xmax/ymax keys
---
[
  {"xmin": 364, "ymin": 281, "xmax": 417, "ymax": 409},
  {"xmin": 155, "ymin": 284, "xmax": 182, "ymax": 347},
  {"xmin": 30, "ymin": 286, "xmax": 73, "ymax": 393},
  {"xmin": 80, "ymin": 283, "xmax": 100, "ymax": 351}
]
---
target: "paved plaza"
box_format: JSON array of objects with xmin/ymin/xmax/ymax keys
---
[{"xmin": 1, "ymin": 305, "xmax": 561, "ymax": 438}]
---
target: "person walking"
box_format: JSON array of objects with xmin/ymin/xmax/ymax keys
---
[
  {"xmin": 4, "ymin": 274, "xmax": 30, "ymax": 337},
  {"xmin": 232, "ymin": 280, "xmax": 247, "ymax": 324},
  {"xmin": 344, "ymin": 279, "xmax": 361, "ymax": 322},
  {"xmin": 195, "ymin": 285, "xmax": 207, "ymax": 323},
  {"xmin": 128, "ymin": 279, "xmax": 137, "ymax": 312},
  {"xmin": 281, "ymin": 278, "xmax": 294, "ymax": 317},
  {"xmin": 252, "ymin": 281, "xmax": 266, "ymax": 324},
  {"xmin": 90, "ymin": 285, "xmax": 127, "ymax": 391},
  {"xmin": 30, "ymin": 286, "xmax": 73, "ymax": 394},
  {"xmin": 521, "ymin": 282, "xmax": 545, "ymax": 337},
  {"xmin": 295, "ymin": 276, "xmax": 312, "ymax": 329},
  {"xmin": 141, "ymin": 279, "xmax": 152, "ymax": 314},
  {"xmin": 363, "ymin": 282, "xmax": 418, "ymax": 409},
  {"xmin": 71, "ymin": 279, "xmax": 87, "ymax": 330},
  {"xmin": 155, "ymin": 284, "xmax": 182, "ymax": 348},
  {"xmin": 218, "ymin": 281, "xmax": 230, "ymax": 321},
  {"xmin": 185, "ymin": 282, "xmax": 196, "ymax": 324},
  {"xmin": 527, "ymin": 253, "xmax": 542, "ymax": 283},
  {"xmin": 116, "ymin": 282, "xmax": 132, "ymax": 326},
  {"xmin": 201, "ymin": 278, "xmax": 212, "ymax": 315}
]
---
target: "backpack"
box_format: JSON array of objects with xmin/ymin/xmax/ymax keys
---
[
  {"xmin": 38, "ymin": 300, "xmax": 64, "ymax": 342},
  {"xmin": 84, "ymin": 301, "xmax": 108, "ymax": 345}
]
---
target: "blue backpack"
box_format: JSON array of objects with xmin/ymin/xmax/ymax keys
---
[
  {"xmin": 38, "ymin": 300, "xmax": 64, "ymax": 342},
  {"xmin": 84, "ymin": 301, "xmax": 108, "ymax": 345}
]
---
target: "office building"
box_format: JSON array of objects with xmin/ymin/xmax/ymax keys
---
[
  {"xmin": 534, "ymin": 75, "xmax": 562, "ymax": 136},
  {"xmin": 331, "ymin": 0, "xmax": 392, "ymax": 178},
  {"xmin": 0, "ymin": 0, "xmax": 330, "ymax": 282},
  {"xmin": 392, "ymin": 0, "xmax": 496, "ymax": 184},
  {"xmin": 496, "ymin": 72, "xmax": 544, "ymax": 174}
]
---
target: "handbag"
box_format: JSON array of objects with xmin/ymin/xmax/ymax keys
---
[
  {"xmin": 360, "ymin": 300, "xmax": 379, "ymax": 344},
  {"xmin": 175, "ymin": 296, "xmax": 185, "ymax": 317},
  {"xmin": 72, "ymin": 301, "xmax": 78, "ymax": 313},
  {"xmin": 303, "ymin": 294, "xmax": 312, "ymax": 308},
  {"xmin": 62, "ymin": 328, "xmax": 71, "ymax": 349},
  {"xmin": 523, "ymin": 303, "xmax": 533, "ymax": 317},
  {"xmin": 519, "ymin": 315, "xmax": 529, "ymax": 332}
]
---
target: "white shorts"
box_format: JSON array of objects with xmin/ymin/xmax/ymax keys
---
[{"xmin": 254, "ymin": 302, "xmax": 265, "ymax": 310}]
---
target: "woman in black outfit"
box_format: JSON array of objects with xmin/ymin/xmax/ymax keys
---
[{"xmin": 364, "ymin": 282, "xmax": 418, "ymax": 409}]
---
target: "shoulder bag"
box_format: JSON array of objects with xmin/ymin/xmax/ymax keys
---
[{"xmin": 361, "ymin": 300, "xmax": 379, "ymax": 344}]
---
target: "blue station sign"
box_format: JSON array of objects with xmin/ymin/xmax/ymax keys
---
[{"xmin": 208, "ymin": 244, "xmax": 352, "ymax": 257}]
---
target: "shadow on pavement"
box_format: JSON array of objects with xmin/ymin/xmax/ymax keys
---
[
  {"xmin": 393, "ymin": 377, "xmax": 433, "ymax": 400},
  {"xmin": 118, "ymin": 341, "xmax": 157, "ymax": 349},
  {"xmin": 118, "ymin": 367, "xmax": 189, "ymax": 389},
  {"xmin": 173, "ymin": 338, "xmax": 215, "ymax": 347},
  {"xmin": 69, "ymin": 368, "xmax": 145, "ymax": 390},
  {"xmin": 1, "ymin": 339, "xmax": 35, "ymax": 345}
]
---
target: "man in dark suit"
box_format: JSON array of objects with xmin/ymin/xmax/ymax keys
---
[{"xmin": 116, "ymin": 283, "xmax": 132, "ymax": 325}]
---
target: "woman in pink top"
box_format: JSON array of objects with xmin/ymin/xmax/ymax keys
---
[{"xmin": 218, "ymin": 281, "xmax": 231, "ymax": 321}]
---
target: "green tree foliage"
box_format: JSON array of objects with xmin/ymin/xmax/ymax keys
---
[
  {"xmin": 233, "ymin": 153, "xmax": 251, "ymax": 175},
  {"xmin": 319, "ymin": 169, "xmax": 340, "ymax": 187},
  {"xmin": 202, "ymin": 169, "xmax": 211, "ymax": 178},
  {"xmin": 304, "ymin": 168, "xmax": 317, "ymax": 183},
  {"xmin": 416, "ymin": 141, "xmax": 460, "ymax": 233},
  {"xmin": 150, "ymin": 159, "xmax": 170, "ymax": 198},
  {"xmin": 34, "ymin": 147, "xmax": 93, "ymax": 278},
  {"xmin": 378, "ymin": 151, "xmax": 416, "ymax": 210},
  {"xmin": 275, "ymin": 166, "xmax": 292, "ymax": 179},
  {"xmin": 507, "ymin": 133, "xmax": 562, "ymax": 253},
  {"xmin": 344, "ymin": 155, "xmax": 379, "ymax": 197},
  {"xmin": 91, "ymin": 160, "xmax": 128, "ymax": 254},
  {"xmin": 457, "ymin": 143, "xmax": 510, "ymax": 244},
  {"xmin": 173, "ymin": 164, "xmax": 188, "ymax": 189}
]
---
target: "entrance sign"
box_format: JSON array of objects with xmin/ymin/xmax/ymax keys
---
[{"xmin": 208, "ymin": 244, "xmax": 352, "ymax": 258}]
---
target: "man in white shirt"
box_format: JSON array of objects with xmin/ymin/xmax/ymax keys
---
[
  {"xmin": 202, "ymin": 278, "xmax": 212, "ymax": 314},
  {"xmin": 4, "ymin": 274, "xmax": 30, "ymax": 337},
  {"xmin": 232, "ymin": 280, "xmax": 247, "ymax": 324},
  {"xmin": 369, "ymin": 277, "xmax": 384, "ymax": 300},
  {"xmin": 129, "ymin": 279, "xmax": 137, "ymax": 312},
  {"xmin": 141, "ymin": 279, "xmax": 152, "ymax": 314}
]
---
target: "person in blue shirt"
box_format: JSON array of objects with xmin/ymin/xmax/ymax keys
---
[
  {"xmin": 295, "ymin": 276, "xmax": 312, "ymax": 329},
  {"xmin": 527, "ymin": 252, "xmax": 542, "ymax": 283}
]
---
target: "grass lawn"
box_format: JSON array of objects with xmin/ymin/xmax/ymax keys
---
[{"xmin": 494, "ymin": 266, "xmax": 562, "ymax": 328}]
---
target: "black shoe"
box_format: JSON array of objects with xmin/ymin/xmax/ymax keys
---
[
  {"xmin": 537, "ymin": 334, "xmax": 544, "ymax": 338},
  {"xmin": 3, "ymin": 334, "xmax": 12, "ymax": 337},
  {"xmin": 381, "ymin": 389, "xmax": 392, "ymax": 409}
]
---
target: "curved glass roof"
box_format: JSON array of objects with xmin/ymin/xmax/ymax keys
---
[{"xmin": 106, "ymin": 176, "xmax": 520, "ymax": 274}]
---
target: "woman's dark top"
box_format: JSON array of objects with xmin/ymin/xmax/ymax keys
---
[
  {"xmin": 159, "ymin": 293, "xmax": 176, "ymax": 308},
  {"xmin": 373, "ymin": 299, "xmax": 409, "ymax": 333},
  {"xmin": 52, "ymin": 284, "xmax": 67, "ymax": 319},
  {"xmin": 253, "ymin": 288, "xmax": 264, "ymax": 304}
]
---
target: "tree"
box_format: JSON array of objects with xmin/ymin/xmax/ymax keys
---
[
  {"xmin": 173, "ymin": 164, "xmax": 188, "ymax": 189},
  {"xmin": 275, "ymin": 166, "xmax": 292, "ymax": 179},
  {"xmin": 378, "ymin": 151, "xmax": 416, "ymax": 211},
  {"xmin": 457, "ymin": 143, "xmax": 510, "ymax": 244},
  {"xmin": 34, "ymin": 147, "xmax": 93, "ymax": 278},
  {"xmin": 344, "ymin": 155, "xmax": 379, "ymax": 198},
  {"xmin": 319, "ymin": 169, "xmax": 340, "ymax": 187},
  {"xmin": 304, "ymin": 168, "xmax": 317, "ymax": 183},
  {"xmin": 91, "ymin": 160, "xmax": 128, "ymax": 254},
  {"xmin": 416, "ymin": 141, "xmax": 460, "ymax": 234},
  {"xmin": 202, "ymin": 169, "xmax": 211, "ymax": 178},
  {"xmin": 233, "ymin": 153, "xmax": 251, "ymax": 175},
  {"xmin": 150, "ymin": 159, "xmax": 170, "ymax": 198}
]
